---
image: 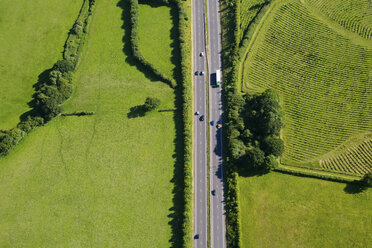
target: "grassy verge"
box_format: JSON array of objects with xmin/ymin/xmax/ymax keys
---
[
  {"xmin": 239, "ymin": 172, "xmax": 371, "ymax": 248},
  {"xmin": 0, "ymin": 0, "xmax": 82, "ymax": 129}
]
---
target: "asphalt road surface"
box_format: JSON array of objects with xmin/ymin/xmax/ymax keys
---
[
  {"xmin": 207, "ymin": 0, "xmax": 226, "ymax": 246},
  {"xmin": 193, "ymin": 0, "xmax": 208, "ymax": 247}
]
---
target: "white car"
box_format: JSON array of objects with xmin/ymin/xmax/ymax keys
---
[{"xmin": 200, "ymin": 52, "xmax": 204, "ymax": 57}]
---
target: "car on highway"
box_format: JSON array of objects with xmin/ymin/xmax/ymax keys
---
[
  {"xmin": 194, "ymin": 234, "xmax": 199, "ymax": 239},
  {"xmin": 200, "ymin": 115, "xmax": 204, "ymax": 121},
  {"xmin": 200, "ymin": 52, "xmax": 204, "ymax": 57},
  {"xmin": 217, "ymin": 123, "xmax": 222, "ymax": 129},
  {"xmin": 200, "ymin": 71, "xmax": 204, "ymax": 76},
  {"xmin": 195, "ymin": 71, "xmax": 198, "ymax": 75},
  {"xmin": 211, "ymin": 189, "xmax": 216, "ymax": 196},
  {"xmin": 195, "ymin": 111, "xmax": 200, "ymax": 115},
  {"xmin": 211, "ymin": 120, "xmax": 215, "ymax": 126}
]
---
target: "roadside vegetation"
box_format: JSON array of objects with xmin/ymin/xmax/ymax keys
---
[{"xmin": 0, "ymin": 0, "xmax": 82, "ymax": 130}]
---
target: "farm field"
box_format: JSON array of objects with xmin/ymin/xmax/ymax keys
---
[
  {"xmin": 0, "ymin": 0, "xmax": 178, "ymax": 247},
  {"xmin": 241, "ymin": 0, "xmax": 372, "ymax": 174},
  {"xmin": 239, "ymin": 173, "xmax": 372, "ymax": 248},
  {"xmin": 0, "ymin": 0, "xmax": 83, "ymax": 130},
  {"xmin": 138, "ymin": 3, "xmax": 175, "ymax": 80}
]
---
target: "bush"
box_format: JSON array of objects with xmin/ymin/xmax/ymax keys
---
[
  {"xmin": 17, "ymin": 116, "xmax": 44, "ymax": 133},
  {"xmin": 0, "ymin": 128, "xmax": 26, "ymax": 156},
  {"xmin": 143, "ymin": 97, "xmax": 161, "ymax": 112},
  {"xmin": 261, "ymin": 135, "xmax": 284, "ymax": 157},
  {"xmin": 361, "ymin": 172, "xmax": 372, "ymax": 187},
  {"xmin": 53, "ymin": 59, "xmax": 74, "ymax": 73}
]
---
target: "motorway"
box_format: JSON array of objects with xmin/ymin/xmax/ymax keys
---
[
  {"xmin": 193, "ymin": 0, "xmax": 208, "ymax": 247},
  {"xmin": 207, "ymin": 0, "xmax": 225, "ymax": 246},
  {"xmin": 193, "ymin": 0, "xmax": 225, "ymax": 247}
]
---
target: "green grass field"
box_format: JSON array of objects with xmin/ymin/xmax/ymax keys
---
[
  {"xmin": 138, "ymin": 3, "xmax": 175, "ymax": 80},
  {"xmin": 0, "ymin": 0, "xmax": 83, "ymax": 130},
  {"xmin": 239, "ymin": 173, "xmax": 372, "ymax": 248},
  {"xmin": 0, "ymin": 0, "xmax": 177, "ymax": 246},
  {"xmin": 241, "ymin": 0, "xmax": 372, "ymax": 174}
]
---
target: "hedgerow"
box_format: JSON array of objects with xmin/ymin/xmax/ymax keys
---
[
  {"xmin": 128, "ymin": 0, "xmax": 177, "ymax": 88},
  {"xmin": 0, "ymin": 0, "xmax": 96, "ymax": 157}
]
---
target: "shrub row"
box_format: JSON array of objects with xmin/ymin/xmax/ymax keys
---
[
  {"xmin": 128, "ymin": 0, "xmax": 177, "ymax": 88},
  {"xmin": 0, "ymin": 0, "xmax": 96, "ymax": 157},
  {"xmin": 169, "ymin": 1, "xmax": 193, "ymax": 247},
  {"xmin": 274, "ymin": 167, "xmax": 358, "ymax": 184},
  {"xmin": 221, "ymin": 0, "xmax": 243, "ymax": 247}
]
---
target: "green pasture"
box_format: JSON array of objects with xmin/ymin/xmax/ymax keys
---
[
  {"xmin": 241, "ymin": 0, "xmax": 372, "ymax": 172},
  {"xmin": 0, "ymin": 0, "xmax": 177, "ymax": 247},
  {"xmin": 239, "ymin": 173, "xmax": 372, "ymax": 248},
  {"xmin": 138, "ymin": 3, "xmax": 175, "ymax": 80},
  {"xmin": 0, "ymin": 0, "xmax": 82, "ymax": 130}
]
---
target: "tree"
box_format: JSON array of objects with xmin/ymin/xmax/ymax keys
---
[
  {"xmin": 230, "ymin": 138, "xmax": 247, "ymax": 160},
  {"xmin": 361, "ymin": 172, "xmax": 372, "ymax": 187},
  {"xmin": 53, "ymin": 59, "xmax": 74, "ymax": 73},
  {"xmin": 143, "ymin": 97, "xmax": 160, "ymax": 112},
  {"xmin": 243, "ymin": 147, "xmax": 265, "ymax": 169},
  {"xmin": 263, "ymin": 155, "xmax": 279, "ymax": 170},
  {"xmin": 261, "ymin": 135, "xmax": 284, "ymax": 157}
]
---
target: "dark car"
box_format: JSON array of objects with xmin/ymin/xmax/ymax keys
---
[
  {"xmin": 211, "ymin": 190, "xmax": 216, "ymax": 196},
  {"xmin": 194, "ymin": 234, "xmax": 199, "ymax": 239},
  {"xmin": 195, "ymin": 71, "xmax": 198, "ymax": 75},
  {"xmin": 211, "ymin": 120, "xmax": 215, "ymax": 126},
  {"xmin": 199, "ymin": 115, "xmax": 204, "ymax": 121}
]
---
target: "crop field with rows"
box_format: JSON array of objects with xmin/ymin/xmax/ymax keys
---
[
  {"xmin": 238, "ymin": 0, "xmax": 270, "ymax": 42},
  {"xmin": 241, "ymin": 0, "xmax": 372, "ymax": 174},
  {"xmin": 305, "ymin": 0, "xmax": 372, "ymax": 40},
  {"xmin": 321, "ymin": 136, "xmax": 372, "ymax": 175}
]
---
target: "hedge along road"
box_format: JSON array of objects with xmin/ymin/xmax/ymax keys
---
[{"xmin": 193, "ymin": 0, "xmax": 208, "ymax": 247}]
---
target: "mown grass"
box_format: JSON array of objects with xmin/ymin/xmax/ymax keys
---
[
  {"xmin": 239, "ymin": 173, "xmax": 372, "ymax": 248},
  {"xmin": 241, "ymin": 0, "xmax": 372, "ymax": 172},
  {"xmin": 0, "ymin": 0, "xmax": 83, "ymax": 130},
  {"xmin": 0, "ymin": 0, "xmax": 178, "ymax": 247},
  {"xmin": 138, "ymin": 3, "xmax": 175, "ymax": 80}
]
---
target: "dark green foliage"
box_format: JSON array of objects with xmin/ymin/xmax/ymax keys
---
[
  {"xmin": 143, "ymin": 97, "xmax": 161, "ymax": 112},
  {"xmin": 53, "ymin": 59, "xmax": 75, "ymax": 73},
  {"xmin": 230, "ymin": 138, "xmax": 247, "ymax": 160},
  {"xmin": 72, "ymin": 21, "xmax": 83, "ymax": 35},
  {"xmin": 244, "ymin": 89, "xmax": 284, "ymax": 136},
  {"xmin": 17, "ymin": 116, "xmax": 44, "ymax": 133},
  {"xmin": 57, "ymin": 77, "xmax": 73, "ymax": 100},
  {"xmin": 261, "ymin": 135, "xmax": 284, "ymax": 157},
  {"xmin": 361, "ymin": 172, "xmax": 372, "ymax": 187},
  {"xmin": 0, "ymin": 128, "xmax": 25, "ymax": 156},
  {"xmin": 243, "ymin": 147, "xmax": 265, "ymax": 169}
]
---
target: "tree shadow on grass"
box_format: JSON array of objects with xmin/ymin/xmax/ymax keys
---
[
  {"xmin": 19, "ymin": 68, "xmax": 53, "ymax": 122},
  {"xmin": 127, "ymin": 105, "xmax": 147, "ymax": 118},
  {"xmin": 344, "ymin": 181, "xmax": 368, "ymax": 194},
  {"xmin": 237, "ymin": 165, "xmax": 270, "ymax": 178},
  {"xmin": 117, "ymin": 1, "xmax": 185, "ymax": 247}
]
